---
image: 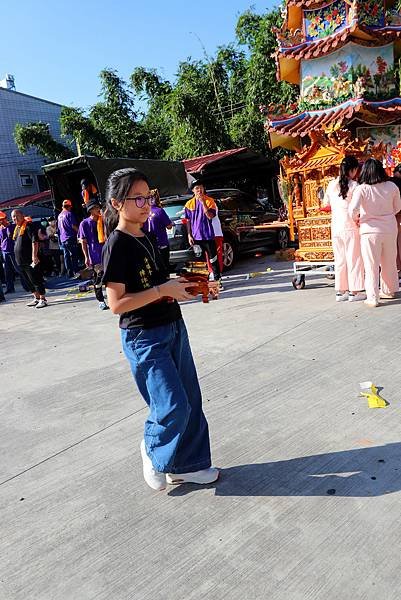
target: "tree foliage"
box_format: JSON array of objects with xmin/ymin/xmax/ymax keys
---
[
  {"xmin": 14, "ymin": 7, "xmax": 297, "ymax": 162},
  {"xmin": 14, "ymin": 122, "xmax": 74, "ymax": 161}
]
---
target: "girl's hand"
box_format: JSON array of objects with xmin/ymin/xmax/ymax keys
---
[{"xmin": 160, "ymin": 277, "xmax": 197, "ymax": 301}]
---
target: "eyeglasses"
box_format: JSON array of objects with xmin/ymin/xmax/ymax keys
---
[{"xmin": 125, "ymin": 194, "xmax": 154, "ymax": 208}]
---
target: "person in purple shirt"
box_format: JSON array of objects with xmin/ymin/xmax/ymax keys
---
[
  {"xmin": 78, "ymin": 200, "xmax": 109, "ymax": 310},
  {"xmin": 57, "ymin": 199, "xmax": 80, "ymax": 278},
  {"xmin": 0, "ymin": 211, "xmax": 30, "ymax": 294},
  {"xmin": 184, "ymin": 180, "xmax": 222, "ymax": 284},
  {"xmin": 142, "ymin": 189, "xmax": 173, "ymax": 270}
]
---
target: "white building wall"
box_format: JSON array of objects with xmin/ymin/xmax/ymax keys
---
[{"xmin": 0, "ymin": 88, "xmax": 66, "ymax": 201}]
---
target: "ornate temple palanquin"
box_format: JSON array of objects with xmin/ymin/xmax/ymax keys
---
[
  {"xmin": 282, "ymin": 130, "xmax": 385, "ymax": 260},
  {"xmin": 265, "ymin": 0, "xmax": 401, "ymax": 261}
]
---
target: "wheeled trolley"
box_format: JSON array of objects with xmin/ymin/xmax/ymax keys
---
[{"xmin": 292, "ymin": 261, "xmax": 335, "ymax": 289}]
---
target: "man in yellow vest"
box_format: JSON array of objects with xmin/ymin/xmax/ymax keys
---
[{"xmin": 184, "ymin": 180, "xmax": 222, "ymax": 285}]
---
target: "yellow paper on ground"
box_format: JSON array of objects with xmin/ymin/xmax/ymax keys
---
[{"xmin": 359, "ymin": 382, "xmax": 389, "ymax": 409}]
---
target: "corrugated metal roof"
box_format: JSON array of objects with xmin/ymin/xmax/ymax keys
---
[
  {"xmin": 0, "ymin": 190, "xmax": 52, "ymax": 210},
  {"xmin": 183, "ymin": 148, "xmax": 248, "ymax": 173}
]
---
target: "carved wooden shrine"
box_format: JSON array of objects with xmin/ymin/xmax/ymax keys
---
[{"xmin": 266, "ymin": 0, "xmax": 401, "ymax": 260}]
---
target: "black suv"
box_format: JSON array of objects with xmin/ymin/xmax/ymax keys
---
[{"xmin": 162, "ymin": 188, "xmax": 289, "ymax": 270}]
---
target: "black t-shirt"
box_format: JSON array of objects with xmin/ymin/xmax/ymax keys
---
[
  {"xmin": 14, "ymin": 222, "xmax": 38, "ymax": 266},
  {"xmin": 102, "ymin": 229, "xmax": 182, "ymax": 329}
]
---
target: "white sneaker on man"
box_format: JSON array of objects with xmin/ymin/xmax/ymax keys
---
[
  {"xmin": 36, "ymin": 299, "xmax": 48, "ymax": 309},
  {"xmin": 26, "ymin": 298, "xmax": 39, "ymax": 307},
  {"xmin": 379, "ymin": 292, "xmax": 396, "ymax": 299},
  {"xmin": 140, "ymin": 440, "xmax": 166, "ymax": 491},
  {"xmin": 166, "ymin": 467, "xmax": 220, "ymax": 485},
  {"xmin": 335, "ymin": 292, "xmax": 348, "ymax": 302},
  {"xmin": 348, "ymin": 292, "xmax": 367, "ymax": 302}
]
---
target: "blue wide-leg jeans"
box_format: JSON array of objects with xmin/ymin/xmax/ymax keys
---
[{"xmin": 121, "ymin": 319, "xmax": 211, "ymax": 474}]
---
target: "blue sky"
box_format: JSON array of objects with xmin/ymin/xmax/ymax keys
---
[{"xmin": 1, "ymin": 0, "xmax": 277, "ymax": 109}]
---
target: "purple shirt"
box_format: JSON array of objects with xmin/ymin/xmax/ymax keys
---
[
  {"xmin": 143, "ymin": 206, "xmax": 172, "ymax": 248},
  {"xmin": 58, "ymin": 209, "xmax": 77, "ymax": 243},
  {"xmin": 78, "ymin": 217, "xmax": 103, "ymax": 265},
  {"xmin": 184, "ymin": 199, "xmax": 215, "ymax": 240},
  {"xmin": 0, "ymin": 224, "xmax": 15, "ymax": 253}
]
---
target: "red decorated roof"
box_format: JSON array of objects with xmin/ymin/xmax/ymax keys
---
[
  {"xmin": 278, "ymin": 26, "xmax": 401, "ymax": 62},
  {"xmin": 266, "ymin": 97, "xmax": 401, "ymax": 142}
]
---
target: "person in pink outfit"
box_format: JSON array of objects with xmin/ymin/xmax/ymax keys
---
[
  {"xmin": 323, "ymin": 156, "xmax": 366, "ymax": 302},
  {"xmin": 349, "ymin": 158, "xmax": 401, "ymax": 307}
]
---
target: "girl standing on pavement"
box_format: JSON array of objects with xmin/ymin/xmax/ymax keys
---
[
  {"xmin": 323, "ymin": 156, "xmax": 366, "ymax": 302},
  {"xmin": 349, "ymin": 158, "xmax": 401, "ymax": 307},
  {"xmin": 102, "ymin": 168, "xmax": 219, "ymax": 491}
]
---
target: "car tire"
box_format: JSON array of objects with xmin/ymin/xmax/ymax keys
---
[
  {"xmin": 277, "ymin": 228, "xmax": 289, "ymax": 250},
  {"xmin": 222, "ymin": 238, "xmax": 236, "ymax": 270}
]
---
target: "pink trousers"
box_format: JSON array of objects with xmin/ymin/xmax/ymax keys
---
[
  {"xmin": 360, "ymin": 232, "xmax": 399, "ymax": 302},
  {"xmin": 332, "ymin": 231, "xmax": 364, "ymax": 292}
]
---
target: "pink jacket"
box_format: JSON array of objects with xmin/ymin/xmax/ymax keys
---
[{"xmin": 349, "ymin": 181, "xmax": 401, "ymax": 235}]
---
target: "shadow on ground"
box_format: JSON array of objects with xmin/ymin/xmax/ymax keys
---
[{"xmin": 168, "ymin": 443, "xmax": 401, "ymax": 497}]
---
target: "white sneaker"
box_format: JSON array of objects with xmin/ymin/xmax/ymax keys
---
[
  {"xmin": 140, "ymin": 440, "xmax": 166, "ymax": 491},
  {"xmin": 335, "ymin": 292, "xmax": 348, "ymax": 302},
  {"xmin": 379, "ymin": 292, "xmax": 396, "ymax": 299},
  {"xmin": 36, "ymin": 299, "xmax": 48, "ymax": 309},
  {"xmin": 27, "ymin": 298, "xmax": 39, "ymax": 307},
  {"xmin": 166, "ymin": 467, "xmax": 220, "ymax": 485},
  {"xmin": 364, "ymin": 299, "xmax": 379, "ymax": 308},
  {"xmin": 348, "ymin": 292, "xmax": 367, "ymax": 302}
]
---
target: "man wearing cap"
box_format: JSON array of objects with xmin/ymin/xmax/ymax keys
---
[
  {"xmin": 58, "ymin": 199, "xmax": 79, "ymax": 278},
  {"xmin": 81, "ymin": 179, "xmax": 99, "ymax": 208},
  {"xmin": 184, "ymin": 181, "xmax": 222, "ymax": 284},
  {"xmin": 78, "ymin": 200, "xmax": 109, "ymax": 310},
  {"xmin": 11, "ymin": 209, "xmax": 48, "ymax": 308}
]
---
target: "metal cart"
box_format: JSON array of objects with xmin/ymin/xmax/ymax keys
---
[{"xmin": 292, "ymin": 261, "xmax": 335, "ymax": 289}]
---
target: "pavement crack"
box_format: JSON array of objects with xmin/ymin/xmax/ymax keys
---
[
  {"xmin": 0, "ymin": 407, "xmax": 146, "ymax": 487},
  {"xmin": 1, "ymin": 310, "xmax": 322, "ymax": 487}
]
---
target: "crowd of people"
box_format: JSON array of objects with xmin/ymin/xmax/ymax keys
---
[
  {"xmin": 0, "ymin": 176, "xmax": 225, "ymax": 308},
  {"xmin": 323, "ymin": 157, "xmax": 401, "ymax": 307}
]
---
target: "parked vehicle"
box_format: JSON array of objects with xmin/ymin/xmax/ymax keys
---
[
  {"xmin": 43, "ymin": 155, "xmax": 189, "ymax": 215},
  {"xmin": 163, "ymin": 188, "xmax": 289, "ymax": 271}
]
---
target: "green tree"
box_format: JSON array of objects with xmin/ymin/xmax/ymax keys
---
[
  {"xmin": 14, "ymin": 122, "xmax": 74, "ymax": 162},
  {"xmin": 15, "ymin": 69, "xmax": 151, "ymax": 161},
  {"xmin": 130, "ymin": 67, "xmax": 173, "ymax": 158},
  {"xmin": 137, "ymin": 7, "xmax": 298, "ymax": 158},
  {"xmin": 231, "ymin": 8, "xmax": 298, "ymax": 153},
  {"xmin": 14, "ymin": 7, "xmax": 298, "ymax": 162}
]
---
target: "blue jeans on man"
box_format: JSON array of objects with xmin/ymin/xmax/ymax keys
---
[
  {"xmin": 60, "ymin": 238, "xmax": 80, "ymax": 277},
  {"xmin": 121, "ymin": 319, "xmax": 211, "ymax": 474}
]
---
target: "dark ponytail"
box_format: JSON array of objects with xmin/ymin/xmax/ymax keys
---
[
  {"xmin": 103, "ymin": 168, "xmax": 149, "ymax": 236},
  {"xmin": 359, "ymin": 158, "xmax": 388, "ymax": 185},
  {"xmin": 339, "ymin": 155, "xmax": 359, "ymax": 199}
]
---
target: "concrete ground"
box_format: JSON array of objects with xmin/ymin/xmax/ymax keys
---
[{"xmin": 1, "ymin": 254, "xmax": 401, "ymax": 600}]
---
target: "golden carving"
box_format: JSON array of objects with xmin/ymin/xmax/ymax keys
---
[{"xmin": 281, "ymin": 130, "xmax": 385, "ymax": 261}]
